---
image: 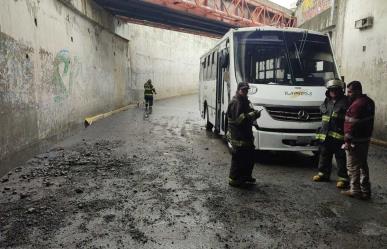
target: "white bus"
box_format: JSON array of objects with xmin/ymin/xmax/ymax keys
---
[{"xmin": 199, "ymin": 26, "xmax": 340, "ymax": 152}]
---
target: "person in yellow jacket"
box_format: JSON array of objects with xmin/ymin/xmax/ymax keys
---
[
  {"xmin": 144, "ymin": 79, "xmax": 157, "ymax": 114},
  {"xmin": 313, "ymin": 79, "xmax": 349, "ymax": 188}
]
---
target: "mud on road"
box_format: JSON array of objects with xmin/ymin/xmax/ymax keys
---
[{"xmin": 1, "ymin": 95, "xmax": 387, "ymax": 249}]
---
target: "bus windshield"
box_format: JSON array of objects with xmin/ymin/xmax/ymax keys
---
[{"xmin": 234, "ymin": 30, "xmax": 338, "ymax": 86}]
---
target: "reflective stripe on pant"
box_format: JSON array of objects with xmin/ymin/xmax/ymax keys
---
[
  {"xmin": 346, "ymin": 142, "xmax": 371, "ymax": 194},
  {"xmin": 318, "ymin": 139, "xmax": 348, "ymax": 180},
  {"xmin": 229, "ymin": 146, "xmax": 254, "ymax": 181}
]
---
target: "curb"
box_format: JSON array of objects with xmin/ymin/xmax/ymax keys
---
[
  {"xmin": 371, "ymin": 138, "xmax": 387, "ymax": 148},
  {"xmin": 84, "ymin": 103, "xmax": 137, "ymax": 127}
]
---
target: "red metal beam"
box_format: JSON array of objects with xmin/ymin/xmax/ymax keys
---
[
  {"xmin": 142, "ymin": 0, "xmax": 296, "ymax": 28},
  {"xmin": 118, "ymin": 16, "xmax": 223, "ymax": 38}
]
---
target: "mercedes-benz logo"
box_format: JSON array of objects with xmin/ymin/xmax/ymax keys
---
[{"xmin": 298, "ymin": 110, "xmax": 310, "ymax": 121}]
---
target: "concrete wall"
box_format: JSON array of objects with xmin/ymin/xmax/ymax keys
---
[
  {"xmin": 114, "ymin": 23, "xmax": 218, "ymax": 100},
  {"xmin": 0, "ymin": 0, "xmax": 131, "ymax": 166},
  {"xmin": 61, "ymin": 0, "xmax": 217, "ymax": 100},
  {"xmin": 0, "ymin": 0, "xmax": 218, "ymax": 171},
  {"xmin": 295, "ymin": 0, "xmax": 333, "ymax": 26},
  {"xmin": 339, "ymin": 0, "xmax": 387, "ymax": 140},
  {"xmin": 295, "ymin": 0, "xmax": 387, "ymax": 141}
]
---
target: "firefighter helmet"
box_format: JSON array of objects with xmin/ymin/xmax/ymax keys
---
[{"xmin": 326, "ymin": 79, "xmax": 344, "ymax": 89}]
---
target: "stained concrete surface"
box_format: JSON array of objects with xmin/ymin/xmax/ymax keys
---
[
  {"xmin": 0, "ymin": 0, "xmax": 217, "ymax": 165},
  {"xmin": 1, "ymin": 94, "xmax": 387, "ymax": 249}
]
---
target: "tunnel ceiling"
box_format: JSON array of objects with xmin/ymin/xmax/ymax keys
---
[{"xmin": 93, "ymin": 0, "xmax": 236, "ymax": 36}]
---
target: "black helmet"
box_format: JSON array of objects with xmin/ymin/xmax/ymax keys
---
[{"xmin": 237, "ymin": 82, "xmax": 250, "ymax": 90}]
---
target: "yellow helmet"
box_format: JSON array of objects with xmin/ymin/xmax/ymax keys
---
[{"xmin": 326, "ymin": 79, "xmax": 344, "ymax": 89}]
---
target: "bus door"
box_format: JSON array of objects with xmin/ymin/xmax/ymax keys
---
[
  {"xmin": 216, "ymin": 45, "xmax": 230, "ymax": 134},
  {"xmin": 215, "ymin": 51, "xmax": 222, "ymax": 132}
]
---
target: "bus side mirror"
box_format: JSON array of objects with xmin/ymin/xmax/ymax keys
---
[{"xmin": 220, "ymin": 52, "xmax": 229, "ymax": 68}]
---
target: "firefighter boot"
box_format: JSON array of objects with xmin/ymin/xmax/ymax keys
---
[
  {"xmin": 229, "ymin": 177, "xmax": 244, "ymax": 188},
  {"xmin": 312, "ymin": 172, "xmax": 330, "ymax": 182},
  {"xmin": 336, "ymin": 178, "xmax": 349, "ymax": 189},
  {"xmin": 341, "ymin": 190, "xmax": 362, "ymax": 199}
]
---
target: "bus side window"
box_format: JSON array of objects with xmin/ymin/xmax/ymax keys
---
[
  {"xmin": 212, "ymin": 51, "xmax": 216, "ymax": 80},
  {"xmin": 202, "ymin": 58, "xmax": 207, "ymax": 81},
  {"xmin": 205, "ymin": 56, "xmax": 208, "ymax": 81},
  {"xmin": 199, "ymin": 62, "xmax": 202, "ymax": 81},
  {"xmin": 200, "ymin": 60, "xmax": 205, "ymax": 81},
  {"xmin": 206, "ymin": 55, "xmax": 211, "ymax": 80},
  {"xmin": 215, "ymin": 51, "xmax": 218, "ymax": 79},
  {"xmin": 208, "ymin": 54, "xmax": 213, "ymax": 80}
]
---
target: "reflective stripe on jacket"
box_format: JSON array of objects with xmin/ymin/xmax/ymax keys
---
[
  {"xmin": 316, "ymin": 95, "xmax": 348, "ymax": 142},
  {"xmin": 144, "ymin": 82, "xmax": 156, "ymax": 96}
]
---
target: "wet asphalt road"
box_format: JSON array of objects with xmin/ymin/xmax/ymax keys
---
[{"xmin": 1, "ymin": 94, "xmax": 387, "ymax": 249}]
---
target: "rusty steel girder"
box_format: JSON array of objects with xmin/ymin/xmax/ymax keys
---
[{"xmin": 141, "ymin": 0, "xmax": 296, "ymax": 27}]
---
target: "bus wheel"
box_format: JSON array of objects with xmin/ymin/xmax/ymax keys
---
[{"xmin": 205, "ymin": 107, "xmax": 213, "ymax": 131}]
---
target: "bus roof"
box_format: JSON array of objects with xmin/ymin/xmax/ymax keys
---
[
  {"xmin": 200, "ymin": 26, "xmax": 328, "ymax": 60},
  {"xmin": 231, "ymin": 26, "xmax": 326, "ymax": 36}
]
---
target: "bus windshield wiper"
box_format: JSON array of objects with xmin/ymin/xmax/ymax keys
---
[
  {"xmin": 293, "ymin": 31, "xmax": 308, "ymax": 75},
  {"xmin": 282, "ymin": 31, "xmax": 295, "ymax": 85},
  {"xmin": 299, "ymin": 31, "xmax": 308, "ymax": 55},
  {"xmin": 294, "ymin": 42, "xmax": 303, "ymax": 71}
]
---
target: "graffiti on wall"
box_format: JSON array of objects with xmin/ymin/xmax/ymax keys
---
[
  {"xmin": 298, "ymin": 0, "xmax": 332, "ymax": 24},
  {"xmin": 52, "ymin": 49, "xmax": 81, "ymax": 102}
]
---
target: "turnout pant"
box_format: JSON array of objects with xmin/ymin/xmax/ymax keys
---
[
  {"xmin": 144, "ymin": 95, "xmax": 154, "ymax": 110},
  {"xmin": 229, "ymin": 146, "xmax": 254, "ymax": 181},
  {"xmin": 318, "ymin": 138, "xmax": 348, "ymax": 180},
  {"xmin": 346, "ymin": 142, "xmax": 371, "ymax": 195}
]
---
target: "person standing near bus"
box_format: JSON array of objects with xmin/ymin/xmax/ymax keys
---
[
  {"xmin": 227, "ymin": 82, "xmax": 261, "ymax": 187},
  {"xmin": 144, "ymin": 79, "xmax": 157, "ymax": 114},
  {"xmin": 341, "ymin": 81, "xmax": 375, "ymax": 200},
  {"xmin": 313, "ymin": 79, "xmax": 349, "ymax": 188}
]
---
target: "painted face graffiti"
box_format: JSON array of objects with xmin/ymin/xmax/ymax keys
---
[{"xmin": 52, "ymin": 49, "xmax": 81, "ymax": 103}]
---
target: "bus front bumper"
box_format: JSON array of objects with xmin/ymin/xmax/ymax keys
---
[{"xmin": 253, "ymin": 127, "xmax": 319, "ymax": 151}]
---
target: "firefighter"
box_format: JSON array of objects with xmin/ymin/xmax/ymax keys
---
[
  {"xmin": 144, "ymin": 79, "xmax": 157, "ymax": 114},
  {"xmin": 313, "ymin": 79, "xmax": 349, "ymax": 188},
  {"xmin": 227, "ymin": 82, "xmax": 261, "ymax": 187},
  {"xmin": 341, "ymin": 81, "xmax": 375, "ymax": 200}
]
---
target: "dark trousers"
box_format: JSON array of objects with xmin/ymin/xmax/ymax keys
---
[
  {"xmin": 144, "ymin": 95, "xmax": 153, "ymax": 109},
  {"xmin": 346, "ymin": 142, "xmax": 371, "ymax": 194},
  {"xmin": 229, "ymin": 146, "xmax": 254, "ymax": 181},
  {"xmin": 318, "ymin": 138, "xmax": 348, "ymax": 180}
]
